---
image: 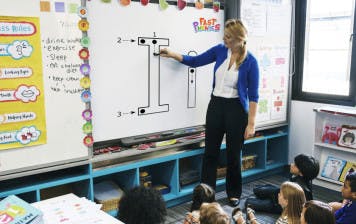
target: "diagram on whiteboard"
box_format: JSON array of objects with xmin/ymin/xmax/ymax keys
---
[
  {"xmin": 87, "ymin": 0, "xmax": 223, "ymax": 141},
  {"xmin": 137, "ymin": 36, "xmax": 170, "ymax": 115},
  {"xmin": 135, "ymin": 36, "xmax": 199, "ymax": 116},
  {"xmin": 187, "ymin": 51, "xmax": 197, "ymax": 108}
]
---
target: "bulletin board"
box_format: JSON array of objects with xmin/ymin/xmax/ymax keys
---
[
  {"xmin": 241, "ymin": 0, "xmax": 293, "ymax": 128},
  {"xmin": 0, "ymin": 0, "xmax": 89, "ymax": 176}
]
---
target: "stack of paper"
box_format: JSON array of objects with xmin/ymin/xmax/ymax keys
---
[
  {"xmin": 31, "ymin": 193, "xmax": 123, "ymax": 224},
  {"xmin": 0, "ymin": 195, "xmax": 44, "ymax": 224}
]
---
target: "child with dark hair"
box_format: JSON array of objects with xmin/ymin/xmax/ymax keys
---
[
  {"xmin": 329, "ymin": 172, "xmax": 356, "ymax": 224},
  {"xmin": 184, "ymin": 183, "xmax": 215, "ymax": 224},
  {"xmin": 301, "ymin": 200, "xmax": 335, "ymax": 224},
  {"xmin": 118, "ymin": 186, "xmax": 167, "ymax": 224},
  {"xmin": 246, "ymin": 154, "xmax": 319, "ymax": 214}
]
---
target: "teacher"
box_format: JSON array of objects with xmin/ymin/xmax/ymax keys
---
[{"xmin": 160, "ymin": 19, "xmax": 259, "ymax": 207}]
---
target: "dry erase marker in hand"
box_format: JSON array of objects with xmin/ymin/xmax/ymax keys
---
[{"xmin": 153, "ymin": 52, "xmax": 160, "ymax": 56}]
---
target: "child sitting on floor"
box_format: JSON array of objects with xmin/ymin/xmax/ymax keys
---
[
  {"xmin": 233, "ymin": 181, "xmax": 306, "ymax": 224},
  {"xmin": 246, "ymin": 154, "xmax": 319, "ymax": 214},
  {"xmin": 328, "ymin": 172, "xmax": 356, "ymax": 224},
  {"xmin": 183, "ymin": 183, "xmax": 215, "ymax": 224},
  {"xmin": 199, "ymin": 202, "xmax": 231, "ymax": 224},
  {"xmin": 301, "ymin": 200, "xmax": 335, "ymax": 224}
]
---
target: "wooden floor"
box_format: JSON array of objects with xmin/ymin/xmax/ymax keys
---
[{"xmin": 165, "ymin": 173, "xmax": 341, "ymax": 224}]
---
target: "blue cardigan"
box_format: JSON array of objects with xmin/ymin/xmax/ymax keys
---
[
  {"xmin": 335, "ymin": 200, "xmax": 356, "ymax": 224},
  {"xmin": 181, "ymin": 44, "xmax": 259, "ymax": 113}
]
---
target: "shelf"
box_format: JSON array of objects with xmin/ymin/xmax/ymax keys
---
[
  {"xmin": 313, "ymin": 107, "xmax": 356, "ymax": 191},
  {"xmin": 216, "ymin": 178, "xmax": 226, "ymax": 186},
  {"xmin": 242, "ymin": 168, "xmax": 266, "ymax": 177},
  {"xmin": 317, "ymin": 176, "xmax": 343, "ymax": 186},
  {"xmin": 179, "ymin": 183, "xmax": 198, "ymax": 196},
  {"xmin": 0, "ymin": 125, "xmax": 288, "ymax": 215},
  {"xmin": 162, "ymin": 192, "xmax": 177, "ymax": 201},
  {"xmin": 314, "ymin": 142, "xmax": 355, "ymax": 154},
  {"xmin": 107, "ymin": 210, "xmax": 118, "ymax": 218},
  {"xmin": 266, "ymin": 162, "xmax": 286, "ymax": 170},
  {"xmin": 0, "ymin": 165, "xmax": 90, "ymax": 197},
  {"xmin": 314, "ymin": 178, "xmax": 342, "ymax": 192}
]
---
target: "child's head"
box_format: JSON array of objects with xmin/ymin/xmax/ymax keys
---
[
  {"xmin": 118, "ymin": 186, "xmax": 167, "ymax": 224},
  {"xmin": 291, "ymin": 154, "xmax": 320, "ymax": 181},
  {"xmin": 301, "ymin": 200, "xmax": 335, "ymax": 224},
  {"xmin": 199, "ymin": 202, "xmax": 230, "ymax": 224},
  {"xmin": 341, "ymin": 172, "xmax": 356, "ymax": 200},
  {"xmin": 190, "ymin": 183, "xmax": 215, "ymax": 212},
  {"xmin": 279, "ymin": 181, "xmax": 306, "ymax": 224}
]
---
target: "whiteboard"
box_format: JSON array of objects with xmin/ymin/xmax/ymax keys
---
[
  {"xmin": 241, "ymin": 0, "xmax": 292, "ymax": 128},
  {"xmin": 87, "ymin": 1, "xmax": 225, "ymax": 142},
  {"xmin": 0, "ymin": 0, "xmax": 89, "ymax": 176}
]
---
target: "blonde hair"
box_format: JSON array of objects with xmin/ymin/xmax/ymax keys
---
[
  {"xmin": 199, "ymin": 202, "xmax": 231, "ymax": 224},
  {"xmin": 280, "ymin": 181, "xmax": 306, "ymax": 224},
  {"xmin": 224, "ymin": 19, "xmax": 248, "ymax": 69}
]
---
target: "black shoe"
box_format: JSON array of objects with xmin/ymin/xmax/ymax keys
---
[{"xmin": 229, "ymin": 198, "xmax": 240, "ymax": 207}]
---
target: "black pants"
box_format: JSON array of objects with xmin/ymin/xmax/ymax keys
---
[{"xmin": 201, "ymin": 95, "xmax": 247, "ymax": 198}]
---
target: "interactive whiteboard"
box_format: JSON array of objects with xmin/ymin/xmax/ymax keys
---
[{"xmin": 87, "ymin": 1, "xmax": 225, "ymax": 142}]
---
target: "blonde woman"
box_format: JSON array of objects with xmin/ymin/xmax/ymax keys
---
[{"xmin": 160, "ymin": 19, "xmax": 259, "ymax": 207}]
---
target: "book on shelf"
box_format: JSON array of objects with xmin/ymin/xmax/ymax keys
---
[
  {"xmin": 338, "ymin": 161, "xmax": 356, "ymax": 183},
  {"xmin": 321, "ymin": 121, "xmax": 342, "ymax": 145},
  {"xmin": 320, "ymin": 156, "xmax": 347, "ymax": 181},
  {"xmin": 337, "ymin": 125, "xmax": 356, "ymax": 149},
  {"xmin": 0, "ymin": 195, "xmax": 43, "ymax": 224}
]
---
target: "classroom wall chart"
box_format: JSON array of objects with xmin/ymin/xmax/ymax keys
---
[
  {"xmin": 0, "ymin": 0, "xmax": 89, "ymax": 175},
  {"xmin": 0, "ymin": 16, "xmax": 47, "ymax": 150},
  {"xmin": 241, "ymin": 0, "xmax": 292, "ymax": 127}
]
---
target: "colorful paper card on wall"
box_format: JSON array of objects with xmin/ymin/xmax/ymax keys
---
[{"xmin": 0, "ymin": 16, "xmax": 47, "ymax": 150}]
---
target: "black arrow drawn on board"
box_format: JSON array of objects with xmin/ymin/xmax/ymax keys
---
[
  {"xmin": 123, "ymin": 39, "xmax": 136, "ymax": 42},
  {"xmin": 124, "ymin": 111, "xmax": 135, "ymax": 114}
]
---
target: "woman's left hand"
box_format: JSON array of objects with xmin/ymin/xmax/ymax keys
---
[{"xmin": 244, "ymin": 124, "xmax": 255, "ymax": 139}]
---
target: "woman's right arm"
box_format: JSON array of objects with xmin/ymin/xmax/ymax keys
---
[
  {"xmin": 160, "ymin": 44, "xmax": 219, "ymax": 68},
  {"xmin": 160, "ymin": 48, "xmax": 183, "ymax": 62}
]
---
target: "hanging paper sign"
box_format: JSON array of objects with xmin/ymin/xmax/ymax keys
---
[
  {"xmin": 79, "ymin": 48, "xmax": 89, "ymax": 60},
  {"xmin": 141, "ymin": 0, "xmax": 149, "ymax": 6},
  {"xmin": 83, "ymin": 135, "xmax": 94, "ymax": 146},
  {"xmin": 80, "ymin": 37, "xmax": 90, "ymax": 48},
  {"xmin": 213, "ymin": 1, "xmax": 220, "ymax": 12},
  {"xmin": 78, "ymin": 6, "xmax": 88, "ymax": 18},
  {"xmin": 81, "ymin": 90, "xmax": 91, "ymax": 103},
  {"xmin": 82, "ymin": 109, "xmax": 92, "ymax": 121},
  {"xmin": 80, "ymin": 77, "xmax": 91, "ymax": 88},
  {"xmin": 178, "ymin": 0, "xmax": 186, "ymax": 10},
  {"xmin": 82, "ymin": 122, "xmax": 93, "ymax": 134},
  {"xmin": 78, "ymin": 19, "xmax": 89, "ymax": 31},
  {"xmin": 159, "ymin": 0, "xmax": 169, "ymax": 10},
  {"xmin": 195, "ymin": 0, "xmax": 204, "ymax": 9},
  {"xmin": 120, "ymin": 0, "xmax": 131, "ymax": 6},
  {"xmin": 80, "ymin": 63, "xmax": 91, "ymax": 75}
]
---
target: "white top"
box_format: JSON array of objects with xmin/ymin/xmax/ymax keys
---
[{"xmin": 213, "ymin": 49, "xmax": 239, "ymax": 98}]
